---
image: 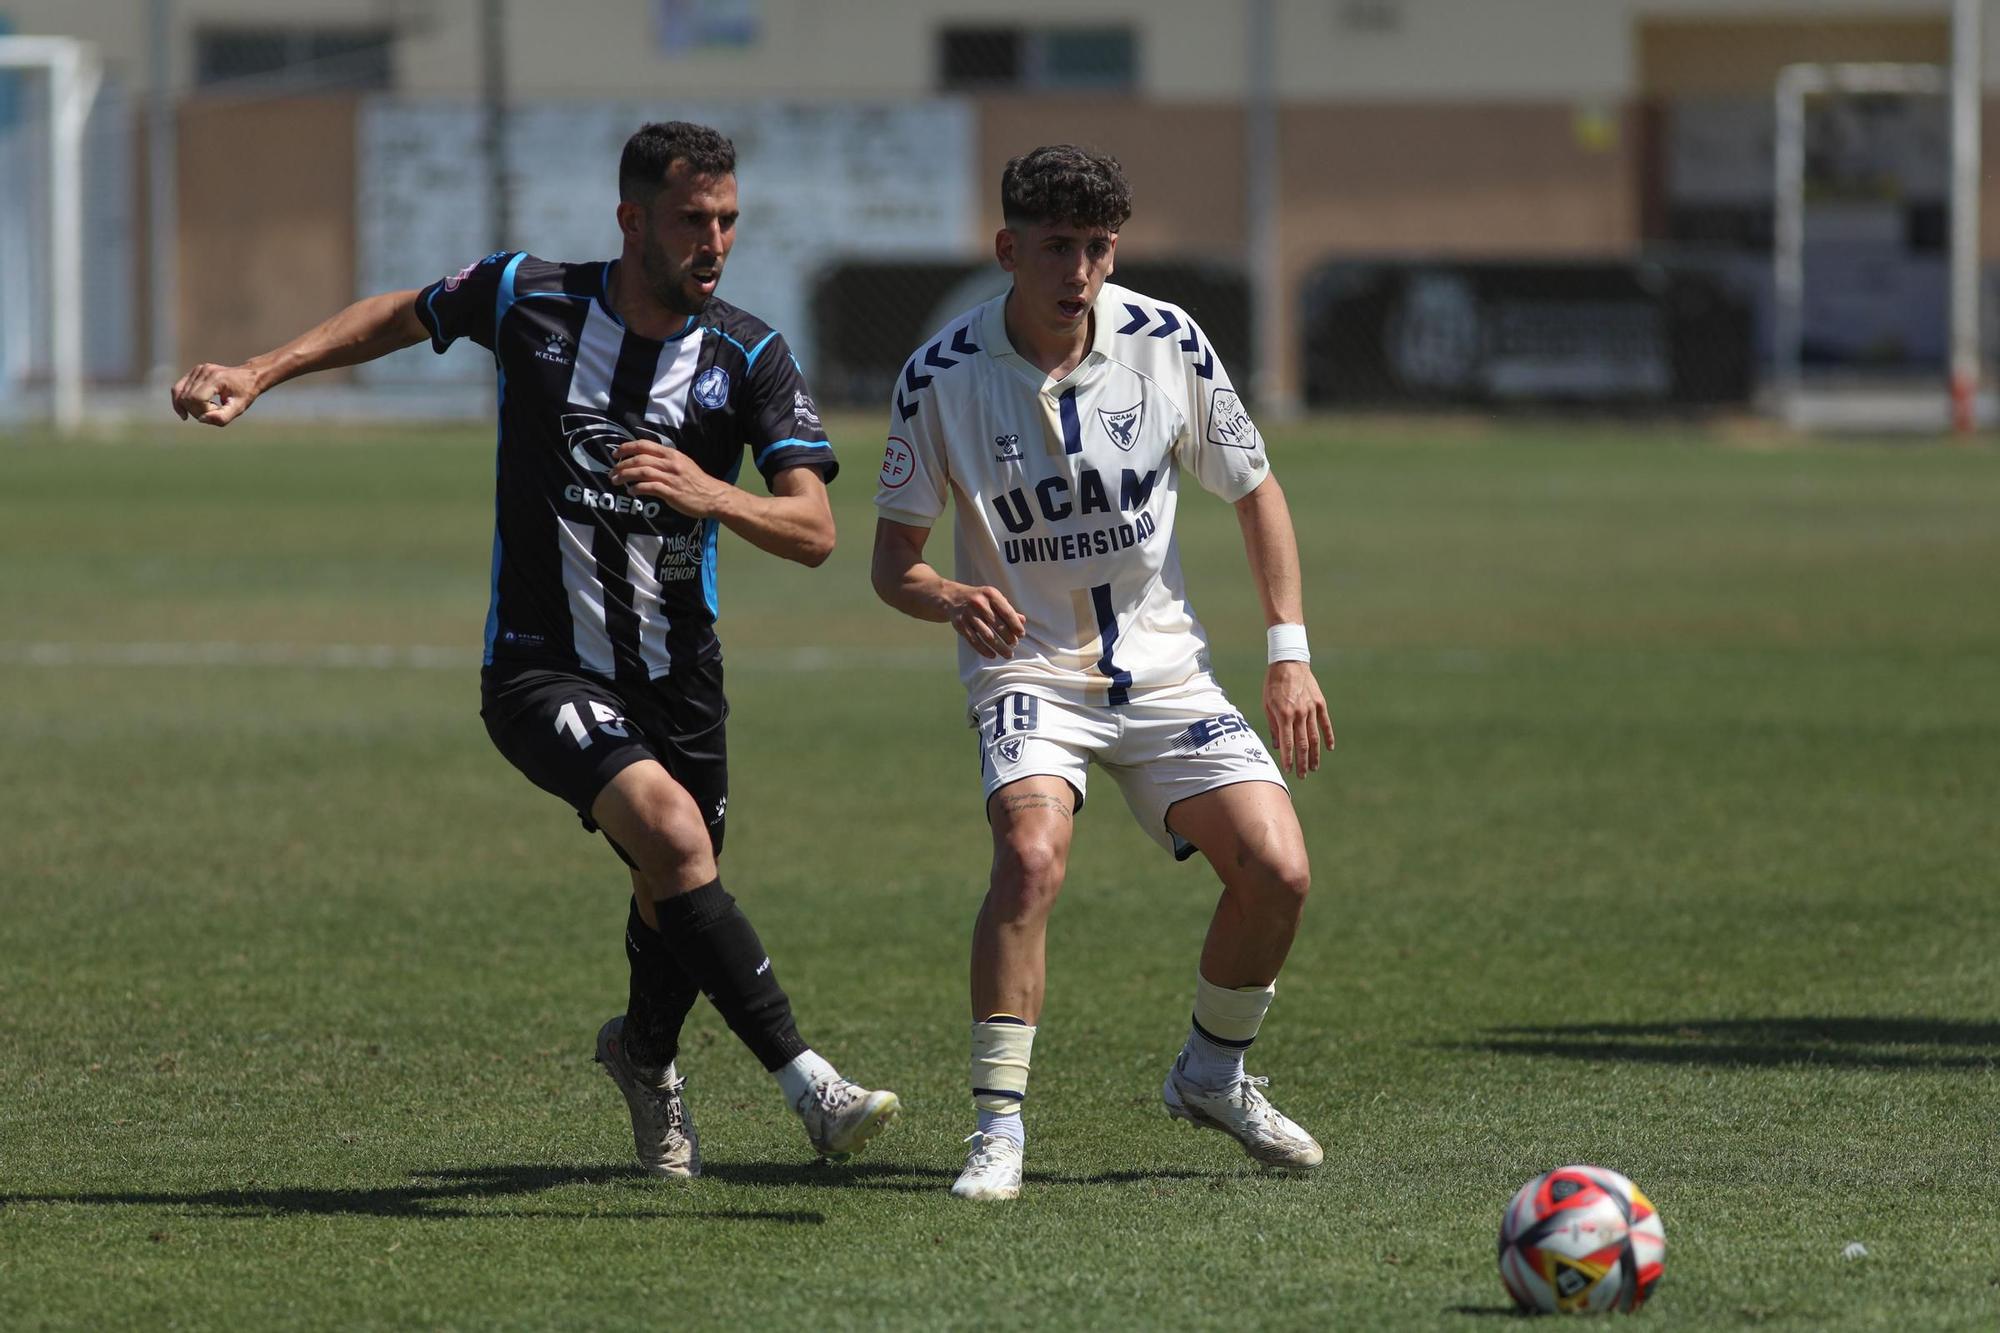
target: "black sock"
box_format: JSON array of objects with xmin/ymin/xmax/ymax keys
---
[
  {"xmin": 622, "ymin": 897, "xmax": 700, "ymax": 1069},
  {"xmin": 652, "ymin": 878, "xmax": 809, "ymax": 1072}
]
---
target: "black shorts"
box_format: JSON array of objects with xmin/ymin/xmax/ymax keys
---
[{"xmin": 480, "ymin": 656, "xmax": 729, "ymax": 859}]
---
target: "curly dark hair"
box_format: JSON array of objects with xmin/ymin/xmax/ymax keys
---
[
  {"xmin": 619, "ymin": 121, "xmax": 737, "ymax": 204},
  {"xmin": 1000, "ymin": 145, "xmax": 1131, "ymax": 232}
]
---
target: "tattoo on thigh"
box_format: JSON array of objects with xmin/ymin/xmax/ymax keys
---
[{"xmin": 999, "ymin": 793, "xmax": 1073, "ymax": 820}]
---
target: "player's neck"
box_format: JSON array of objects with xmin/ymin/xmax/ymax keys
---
[
  {"xmin": 1003, "ymin": 288, "xmax": 1092, "ymax": 380},
  {"xmin": 606, "ymin": 257, "xmax": 695, "ymax": 341}
]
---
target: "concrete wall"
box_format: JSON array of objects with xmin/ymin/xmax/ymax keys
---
[{"xmin": 176, "ymin": 95, "xmax": 359, "ymax": 369}]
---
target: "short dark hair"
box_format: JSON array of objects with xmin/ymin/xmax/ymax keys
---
[
  {"xmin": 1000, "ymin": 145, "xmax": 1131, "ymax": 233},
  {"xmin": 619, "ymin": 121, "xmax": 736, "ymax": 204}
]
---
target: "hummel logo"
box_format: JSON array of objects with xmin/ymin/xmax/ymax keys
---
[{"xmin": 994, "ymin": 433, "xmax": 1022, "ymax": 461}]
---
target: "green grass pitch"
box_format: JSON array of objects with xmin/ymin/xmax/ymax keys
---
[{"xmin": 2, "ymin": 416, "xmax": 1996, "ymax": 1329}]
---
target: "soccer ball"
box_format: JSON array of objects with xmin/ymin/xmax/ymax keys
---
[{"xmin": 1497, "ymin": 1165, "xmax": 1665, "ymax": 1314}]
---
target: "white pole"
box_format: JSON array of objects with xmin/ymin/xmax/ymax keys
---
[
  {"xmin": 1951, "ymin": 0, "xmax": 1983, "ymax": 434},
  {"xmin": 0, "ymin": 36, "xmax": 99, "ymax": 434},
  {"xmin": 49, "ymin": 41, "xmax": 99, "ymax": 434},
  {"xmin": 1246, "ymin": 0, "xmax": 1293, "ymax": 418},
  {"xmin": 148, "ymin": 0, "xmax": 176, "ymax": 386},
  {"xmin": 1773, "ymin": 67, "xmax": 1807, "ymax": 426}
]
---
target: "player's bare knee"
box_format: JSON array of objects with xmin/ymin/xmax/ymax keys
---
[
  {"xmin": 991, "ymin": 835, "xmax": 1067, "ymax": 917},
  {"xmin": 612, "ymin": 772, "xmax": 710, "ymax": 866},
  {"xmin": 1232, "ymin": 823, "xmax": 1311, "ymax": 913}
]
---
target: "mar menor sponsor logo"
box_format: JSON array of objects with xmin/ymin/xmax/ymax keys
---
[
  {"xmin": 994, "ymin": 433, "xmax": 1022, "ymax": 461},
  {"xmin": 693, "ymin": 365, "xmax": 731, "ymax": 409},
  {"xmin": 536, "ymin": 332, "xmax": 574, "ymax": 365},
  {"xmin": 651, "ymin": 529, "xmax": 706, "ymax": 582},
  {"xmin": 1099, "ymin": 402, "xmax": 1142, "ymax": 451},
  {"xmin": 1206, "ymin": 388, "xmax": 1257, "ymax": 450}
]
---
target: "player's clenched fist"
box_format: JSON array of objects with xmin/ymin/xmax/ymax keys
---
[
  {"xmin": 947, "ymin": 585, "xmax": 1026, "ymax": 660},
  {"xmin": 611, "ymin": 438, "xmax": 730, "ymax": 517},
  {"xmin": 171, "ymin": 362, "xmax": 260, "ymax": 426}
]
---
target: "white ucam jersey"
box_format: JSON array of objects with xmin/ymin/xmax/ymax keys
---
[{"xmin": 876, "ymin": 281, "xmax": 1269, "ymax": 707}]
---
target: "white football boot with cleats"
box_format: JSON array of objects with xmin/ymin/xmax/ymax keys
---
[
  {"xmin": 950, "ymin": 1131, "xmax": 1024, "ymax": 1201},
  {"xmin": 1162, "ymin": 1051, "xmax": 1323, "ymax": 1169},
  {"xmin": 794, "ymin": 1076, "xmax": 900, "ymax": 1162},
  {"xmin": 595, "ymin": 1017, "xmax": 700, "ymax": 1179}
]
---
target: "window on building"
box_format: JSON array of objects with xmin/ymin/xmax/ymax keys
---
[
  {"xmin": 939, "ymin": 26, "xmax": 1137, "ymax": 93},
  {"xmin": 194, "ymin": 27, "xmax": 393, "ymax": 92}
]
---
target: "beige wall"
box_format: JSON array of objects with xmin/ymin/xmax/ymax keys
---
[
  {"xmin": 981, "ymin": 97, "xmax": 1639, "ymax": 394},
  {"xmin": 1639, "ymin": 15, "xmax": 1950, "ymax": 94},
  {"xmin": 177, "ymin": 95, "xmax": 359, "ymax": 369}
]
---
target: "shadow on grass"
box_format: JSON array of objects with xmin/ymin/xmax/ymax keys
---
[
  {"xmin": 0, "ymin": 1159, "xmax": 1249, "ymax": 1218},
  {"xmin": 700, "ymin": 1160, "xmax": 1238, "ymax": 1193},
  {"xmin": 1459, "ymin": 1017, "xmax": 2000, "ymax": 1070},
  {"xmin": 1443, "ymin": 1306, "xmax": 1527, "ymax": 1319},
  {"xmin": 0, "ymin": 1163, "xmax": 820, "ymax": 1224}
]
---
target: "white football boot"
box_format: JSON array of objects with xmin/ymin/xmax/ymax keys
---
[
  {"xmin": 1162, "ymin": 1052, "xmax": 1323, "ymax": 1169},
  {"xmin": 951, "ymin": 1132, "xmax": 1024, "ymax": 1201},
  {"xmin": 794, "ymin": 1076, "xmax": 900, "ymax": 1162},
  {"xmin": 595, "ymin": 1017, "xmax": 700, "ymax": 1179}
]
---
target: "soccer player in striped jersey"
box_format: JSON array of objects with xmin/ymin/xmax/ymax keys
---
[
  {"xmin": 170, "ymin": 121, "xmax": 897, "ymax": 1177},
  {"xmin": 871, "ymin": 146, "xmax": 1334, "ymax": 1201}
]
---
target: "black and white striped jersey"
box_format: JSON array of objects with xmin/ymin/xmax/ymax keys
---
[{"xmin": 415, "ymin": 251, "xmax": 837, "ymax": 682}]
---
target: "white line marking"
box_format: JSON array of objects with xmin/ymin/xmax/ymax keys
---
[{"xmin": 0, "ymin": 641, "xmax": 947, "ymax": 672}]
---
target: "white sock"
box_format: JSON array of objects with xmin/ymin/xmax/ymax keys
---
[
  {"xmin": 975, "ymin": 1108, "xmax": 1025, "ymax": 1148},
  {"xmin": 774, "ymin": 1048, "xmax": 839, "ymax": 1107},
  {"xmin": 1180, "ymin": 975, "xmax": 1276, "ymax": 1087},
  {"xmin": 1179, "ymin": 1026, "xmax": 1246, "ymax": 1087}
]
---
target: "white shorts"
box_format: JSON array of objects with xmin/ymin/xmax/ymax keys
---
[{"xmin": 973, "ymin": 676, "xmax": 1289, "ymax": 860}]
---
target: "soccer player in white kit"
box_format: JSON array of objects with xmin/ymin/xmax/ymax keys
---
[{"xmin": 871, "ymin": 146, "xmax": 1336, "ymax": 1200}]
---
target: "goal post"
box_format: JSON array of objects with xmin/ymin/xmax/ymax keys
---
[
  {"xmin": 0, "ymin": 35, "xmax": 101, "ymax": 436},
  {"xmin": 1773, "ymin": 30, "xmax": 1983, "ymax": 433}
]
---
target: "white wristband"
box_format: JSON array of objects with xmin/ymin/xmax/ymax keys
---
[{"xmin": 1267, "ymin": 623, "xmax": 1310, "ymax": 665}]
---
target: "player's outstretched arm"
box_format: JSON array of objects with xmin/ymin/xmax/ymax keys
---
[
  {"xmin": 1234, "ymin": 475, "xmax": 1336, "ymax": 776},
  {"xmin": 611, "ymin": 443, "xmax": 835, "ymax": 567},
  {"xmin": 870, "ymin": 518, "xmax": 1024, "ymax": 659},
  {"xmin": 169, "ymin": 289, "xmax": 429, "ymax": 426}
]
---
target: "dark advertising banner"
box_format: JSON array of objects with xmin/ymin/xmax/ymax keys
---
[
  {"xmin": 1302, "ymin": 261, "xmax": 1752, "ymax": 409},
  {"xmin": 812, "ymin": 261, "xmax": 1248, "ymax": 407}
]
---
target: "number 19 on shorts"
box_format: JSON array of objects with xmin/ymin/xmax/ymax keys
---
[{"xmin": 987, "ymin": 692, "xmax": 1040, "ymax": 742}]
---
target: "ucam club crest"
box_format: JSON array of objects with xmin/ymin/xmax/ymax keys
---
[{"xmin": 1099, "ymin": 402, "xmax": 1143, "ymax": 451}]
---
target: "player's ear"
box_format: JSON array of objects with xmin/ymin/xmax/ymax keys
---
[
  {"xmin": 995, "ymin": 227, "xmax": 1017, "ymax": 273},
  {"xmin": 616, "ymin": 199, "xmax": 646, "ymax": 243}
]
